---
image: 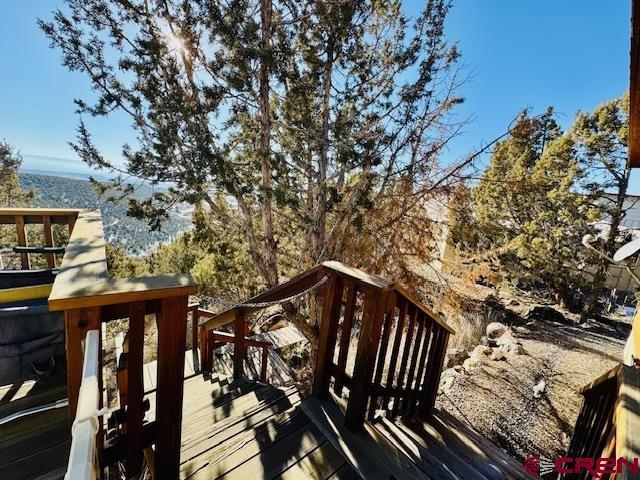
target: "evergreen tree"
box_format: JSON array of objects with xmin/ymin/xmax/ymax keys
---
[
  {"xmin": 40, "ymin": 0, "xmax": 464, "ymax": 298},
  {"xmin": 472, "ymin": 110, "xmax": 594, "ymax": 304},
  {"xmin": 0, "ymin": 141, "xmax": 34, "ymax": 207},
  {"xmin": 572, "ymin": 95, "xmax": 631, "ymax": 320}
]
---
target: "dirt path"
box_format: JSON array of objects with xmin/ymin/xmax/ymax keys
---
[{"xmin": 436, "ymin": 318, "xmax": 627, "ymax": 461}]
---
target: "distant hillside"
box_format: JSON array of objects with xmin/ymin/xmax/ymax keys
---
[{"xmin": 20, "ymin": 173, "xmax": 191, "ymax": 256}]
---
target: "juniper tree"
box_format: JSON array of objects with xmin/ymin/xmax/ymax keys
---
[
  {"xmin": 472, "ymin": 109, "xmax": 595, "ymax": 305},
  {"xmin": 40, "ymin": 1, "xmax": 464, "ymax": 322},
  {"xmin": 572, "ymin": 95, "xmax": 631, "ymax": 320}
]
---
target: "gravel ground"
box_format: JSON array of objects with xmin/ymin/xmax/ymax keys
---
[{"xmin": 436, "ymin": 317, "xmax": 628, "ymax": 461}]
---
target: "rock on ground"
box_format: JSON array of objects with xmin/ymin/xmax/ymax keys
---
[
  {"xmin": 436, "ymin": 318, "xmax": 626, "ymax": 462},
  {"xmin": 486, "ymin": 322, "xmax": 508, "ymax": 340}
]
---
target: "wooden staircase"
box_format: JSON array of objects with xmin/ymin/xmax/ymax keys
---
[{"xmin": 174, "ymin": 374, "xmax": 357, "ymax": 479}]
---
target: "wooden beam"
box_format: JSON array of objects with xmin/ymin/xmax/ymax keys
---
[
  {"xmin": 154, "ymin": 295, "xmax": 188, "ymax": 480},
  {"xmin": 50, "ymin": 273, "xmax": 198, "ymax": 311},
  {"xmin": 48, "ymin": 210, "xmax": 109, "ymax": 310},
  {"xmin": 0, "ymin": 208, "xmax": 81, "ymax": 225}
]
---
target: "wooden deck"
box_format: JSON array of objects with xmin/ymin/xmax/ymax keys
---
[
  {"xmin": 0, "ymin": 367, "xmax": 532, "ymax": 480},
  {"xmin": 0, "ymin": 374, "xmax": 69, "ymax": 480},
  {"xmin": 150, "ymin": 373, "xmax": 358, "ymax": 479},
  {"xmin": 303, "ymin": 394, "xmax": 533, "ymax": 480}
]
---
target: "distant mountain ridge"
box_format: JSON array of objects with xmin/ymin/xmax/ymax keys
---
[{"xmin": 20, "ymin": 173, "xmax": 191, "ymax": 256}]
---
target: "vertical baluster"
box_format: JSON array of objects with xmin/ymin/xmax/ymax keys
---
[
  {"xmin": 345, "ymin": 288, "xmax": 388, "ymax": 430},
  {"xmin": 369, "ymin": 291, "xmax": 397, "ymax": 420},
  {"xmin": 155, "ymin": 295, "xmax": 188, "ymax": 480},
  {"xmin": 420, "ymin": 328, "xmax": 449, "ymax": 417},
  {"xmin": 126, "ymin": 302, "xmax": 145, "ymax": 476},
  {"xmin": 260, "ymin": 345, "xmax": 269, "ymax": 382},
  {"xmin": 15, "ymin": 215, "xmax": 29, "ymax": 269},
  {"xmin": 392, "ymin": 305, "xmax": 416, "ymax": 418},
  {"xmin": 333, "ymin": 281, "xmax": 356, "ymax": 396},
  {"xmin": 382, "ymin": 300, "xmax": 406, "ymax": 416},
  {"xmin": 403, "ymin": 311, "xmax": 425, "ymax": 414},
  {"xmin": 199, "ymin": 325, "xmax": 211, "ymax": 372},
  {"xmin": 409, "ymin": 314, "xmax": 433, "ymax": 416},
  {"xmin": 43, "ymin": 215, "xmax": 56, "ymax": 268},
  {"xmin": 312, "ymin": 273, "xmax": 344, "ymax": 396}
]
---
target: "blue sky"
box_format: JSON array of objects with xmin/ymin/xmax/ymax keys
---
[{"xmin": 0, "ymin": 1, "xmax": 636, "ymax": 190}]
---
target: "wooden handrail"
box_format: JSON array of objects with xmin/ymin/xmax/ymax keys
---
[
  {"xmin": 48, "ymin": 210, "xmax": 109, "ymax": 307},
  {"xmin": 0, "ymin": 208, "xmax": 200, "ymax": 478},
  {"xmin": 64, "ymin": 329, "xmax": 101, "ymax": 480}
]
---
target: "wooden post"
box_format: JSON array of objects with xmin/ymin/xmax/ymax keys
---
[
  {"xmin": 126, "ymin": 301, "xmax": 145, "ymax": 476},
  {"xmin": 233, "ymin": 309, "xmax": 246, "ymax": 379},
  {"xmin": 334, "ymin": 281, "xmax": 356, "ymax": 396},
  {"xmin": 155, "ymin": 295, "xmax": 188, "ymax": 480},
  {"xmin": 312, "ymin": 274, "xmax": 344, "ymax": 397},
  {"xmin": 65, "ymin": 307, "xmax": 102, "ymax": 422},
  {"xmin": 345, "ymin": 288, "xmax": 388, "ymax": 430},
  {"xmin": 191, "ymin": 307, "xmax": 199, "ymax": 351},
  {"xmin": 43, "ymin": 215, "xmax": 56, "ymax": 268},
  {"xmin": 15, "ymin": 215, "xmax": 29, "ymax": 270},
  {"xmin": 260, "ymin": 345, "xmax": 269, "ymax": 382},
  {"xmin": 199, "ymin": 326, "xmax": 211, "ymax": 372}
]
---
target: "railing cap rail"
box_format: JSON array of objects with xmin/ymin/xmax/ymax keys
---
[{"xmin": 49, "ymin": 273, "xmax": 198, "ymax": 310}]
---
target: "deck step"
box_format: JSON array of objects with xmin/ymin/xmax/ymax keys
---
[{"xmin": 179, "ymin": 376, "xmax": 353, "ymax": 480}]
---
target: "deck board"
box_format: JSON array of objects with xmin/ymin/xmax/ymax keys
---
[
  {"xmin": 0, "ymin": 405, "xmax": 70, "ymax": 480},
  {"xmin": 177, "ymin": 374, "xmax": 357, "ymax": 480}
]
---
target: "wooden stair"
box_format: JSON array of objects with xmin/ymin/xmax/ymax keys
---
[
  {"xmin": 177, "ymin": 374, "xmax": 358, "ymax": 479},
  {"xmin": 302, "ymin": 393, "xmax": 533, "ymax": 480}
]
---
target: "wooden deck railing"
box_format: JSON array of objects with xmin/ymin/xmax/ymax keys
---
[
  {"xmin": 311, "ymin": 262, "xmax": 454, "ymax": 428},
  {"xmin": 563, "ymin": 363, "xmax": 640, "ymax": 480},
  {"xmin": 0, "ymin": 207, "xmax": 80, "ymax": 269},
  {"xmin": 0, "ymin": 208, "xmax": 200, "ymax": 480},
  {"xmin": 199, "ymin": 261, "xmax": 455, "ymax": 430}
]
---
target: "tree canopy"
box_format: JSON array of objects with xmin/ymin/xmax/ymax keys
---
[{"xmin": 41, "ymin": 0, "xmax": 465, "ymax": 292}]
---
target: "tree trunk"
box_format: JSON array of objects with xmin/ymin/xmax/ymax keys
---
[
  {"xmin": 259, "ymin": 0, "xmax": 278, "ymax": 288},
  {"xmin": 310, "ymin": 39, "xmax": 334, "ymax": 264}
]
